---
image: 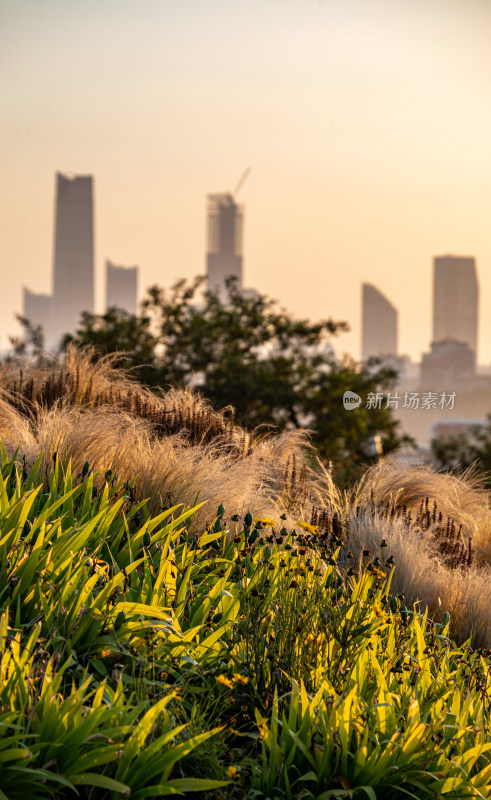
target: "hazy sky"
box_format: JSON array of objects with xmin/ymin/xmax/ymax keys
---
[{"xmin": 2, "ymin": 0, "xmax": 491, "ymax": 362}]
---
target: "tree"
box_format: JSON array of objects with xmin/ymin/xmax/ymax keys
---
[
  {"xmin": 63, "ymin": 277, "xmax": 407, "ymax": 484},
  {"xmin": 432, "ymin": 418, "xmax": 491, "ymax": 487},
  {"xmin": 7, "ymin": 315, "xmax": 47, "ymax": 364}
]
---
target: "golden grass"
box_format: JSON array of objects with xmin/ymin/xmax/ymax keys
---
[
  {"xmin": 343, "ymin": 509, "xmax": 491, "ymax": 646},
  {"xmin": 0, "ymin": 348, "xmax": 324, "ymax": 528},
  {"xmin": 353, "ymin": 458, "xmax": 491, "ymax": 544},
  {"xmin": 342, "ymin": 459, "xmax": 491, "ymax": 647},
  {"xmin": 0, "ymin": 347, "xmax": 258, "ymax": 456}
]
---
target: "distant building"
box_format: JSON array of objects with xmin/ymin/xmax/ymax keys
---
[
  {"xmin": 106, "ymin": 261, "xmax": 138, "ymax": 314},
  {"xmin": 433, "ymin": 255, "xmax": 478, "ymax": 357},
  {"xmin": 206, "ymin": 193, "xmax": 243, "ymax": 299},
  {"xmin": 431, "ymin": 419, "xmax": 486, "ymax": 442},
  {"xmin": 51, "ymin": 172, "xmax": 95, "ymax": 346},
  {"xmin": 361, "ymin": 283, "xmax": 398, "ymax": 362},
  {"xmin": 387, "ymin": 354, "xmax": 420, "ymax": 389},
  {"xmin": 421, "ymin": 339, "xmax": 476, "ymax": 388},
  {"xmin": 241, "ymin": 287, "xmax": 261, "ymax": 301},
  {"xmin": 22, "ymin": 288, "xmax": 53, "ymax": 345}
]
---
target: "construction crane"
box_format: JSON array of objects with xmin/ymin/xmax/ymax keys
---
[{"xmin": 232, "ymin": 167, "xmax": 251, "ymax": 199}]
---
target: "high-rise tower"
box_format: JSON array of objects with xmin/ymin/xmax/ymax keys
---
[
  {"xmin": 106, "ymin": 261, "xmax": 138, "ymax": 314},
  {"xmin": 51, "ymin": 173, "xmax": 94, "ymax": 345},
  {"xmin": 361, "ymin": 283, "xmax": 398, "ymax": 361},
  {"xmin": 22, "ymin": 288, "xmax": 53, "ymax": 346},
  {"xmin": 206, "ymin": 193, "xmax": 243, "ymax": 299},
  {"xmin": 432, "ymin": 255, "xmax": 478, "ymax": 356}
]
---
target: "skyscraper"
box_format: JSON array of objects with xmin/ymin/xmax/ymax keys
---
[
  {"xmin": 51, "ymin": 172, "xmax": 94, "ymax": 345},
  {"xmin": 106, "ymin": 261, "xmax": 138, "ymax": 314},
  {"xmin": 432, "ymin": 255, "xmax": 478, "ymax": 356},
  {"xmin": 361, "ymin": 283, "xmax": 398, "ymax": 361},
  {"xmin": 22, "ymin": 288, "xmax": 53, "ymax": 345},
  {"xmin": 206, "ymin": 193, "xmax": 243, "ymax": 299}
]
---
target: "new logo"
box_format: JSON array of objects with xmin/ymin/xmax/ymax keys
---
[{"xmin": 343, "ymin": 391, "xmax": 362, "ymax": 410}]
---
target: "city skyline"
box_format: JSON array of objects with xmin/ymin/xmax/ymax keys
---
[
  {"xmin": 22, "ymin": 168, "xmax": 483, "ymax": 365},
  {"xmin": 2, "ymin": 1, "xmax": 491, "ymax": 362},
  {"xmin": 14, "ymin": 170, "xmax": 489, "ymax": 364}
]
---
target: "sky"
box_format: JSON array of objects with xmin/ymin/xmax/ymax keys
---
[{"xmin": 1, "ymin": 0, "xmax": 491, "ymax": 363}]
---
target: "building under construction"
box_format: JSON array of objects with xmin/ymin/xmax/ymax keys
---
[{"xmin": 206, "ymin": 193, "xmax": 244, "ymax": 300}]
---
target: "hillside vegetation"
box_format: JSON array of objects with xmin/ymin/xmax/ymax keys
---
[{"xmin": 2, "ymin": 350, "xmax": 491, "ymax": 797}]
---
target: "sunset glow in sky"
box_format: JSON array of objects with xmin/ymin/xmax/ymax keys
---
[{"xmin": 2, "ymin": 0, "xmax": 491, "ymax": 362}]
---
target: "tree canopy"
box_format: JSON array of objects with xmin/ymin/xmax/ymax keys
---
[{"xmin": 56, "ymin": 277, "xmax": 405, "ymax": 483}]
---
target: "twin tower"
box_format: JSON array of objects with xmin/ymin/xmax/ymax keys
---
[{"xmin": 24, "ymin": 173, "xmax": 138, "ymax": 350}]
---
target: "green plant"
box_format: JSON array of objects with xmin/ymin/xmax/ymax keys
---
[
  {"xmin": 2, "ymin": 448, "xmax": 491, "ymax": 797},
  {"xmin": 254, "ymin": 609, "xmax": 491, "ymax": 799}
]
